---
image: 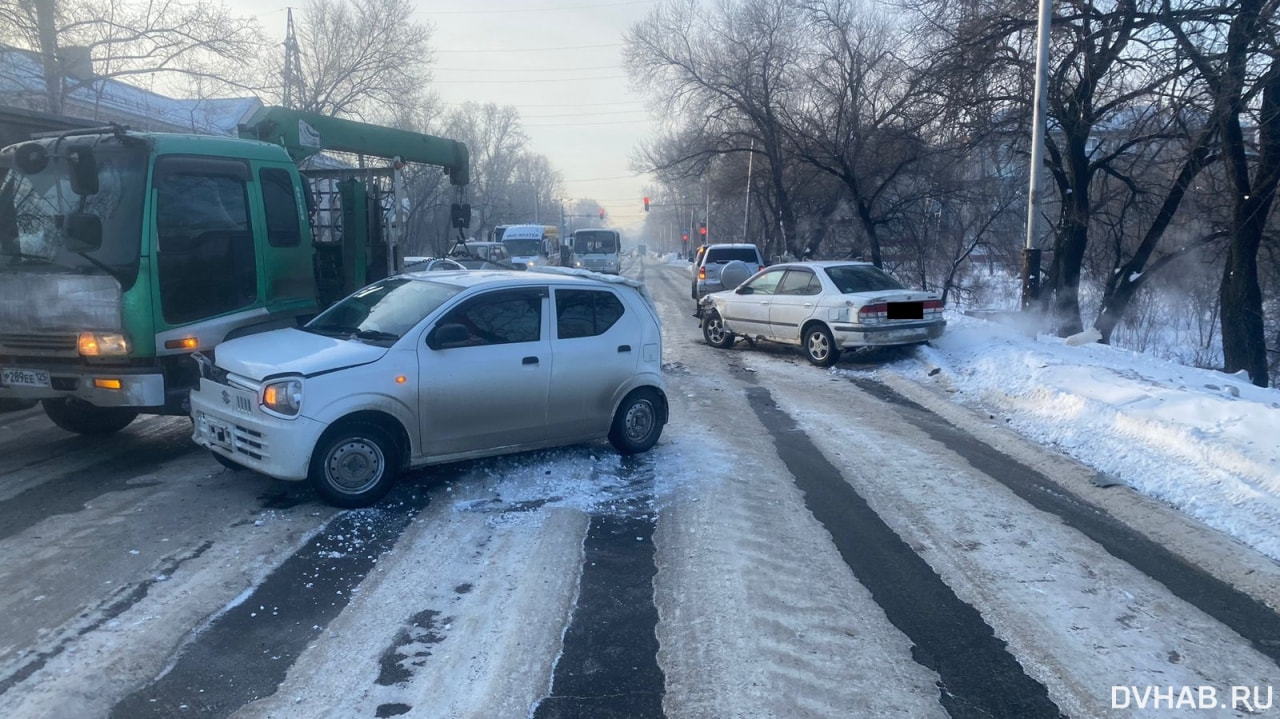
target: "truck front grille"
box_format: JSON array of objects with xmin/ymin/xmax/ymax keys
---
[{"xmin": 0, "ymin": 333, "xmax": 78, "ymax": 354}]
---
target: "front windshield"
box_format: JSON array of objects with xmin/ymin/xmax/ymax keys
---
[
  {"xmin": 503, "ymin": 239, "xmax": 541, "ymax": 257},
  {"xmin": 0, "ymin": 140, "xmax": 147, "ymax": 289},
  {"xmin": 305, "ymin": 277, "xmax": 463, "ymax": 341},
  {"xmin": 575, "ymin": 231, "xmax": 618, "ymax": 254},
  {"xmin": 823, "ymin": 264, "xmax": 906, "ymax": 293}
]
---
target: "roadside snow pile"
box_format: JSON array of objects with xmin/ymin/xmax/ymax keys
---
[{"xmin": 884, "ymin": 314, "xmax": 1280, "ymax": 561}]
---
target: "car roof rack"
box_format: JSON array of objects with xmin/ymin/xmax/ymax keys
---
[{"xmin": 30, "ymin": 123, "xmax": 133, "ymax": 141}]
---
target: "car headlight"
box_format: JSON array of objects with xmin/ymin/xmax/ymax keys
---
[
  {"xmin": 262, "ymin": 378, "xmax": 303, "ymax": 416},
  {"xmin": 78, "ymin": 332, "xmax": 130, "ymax": 357}
]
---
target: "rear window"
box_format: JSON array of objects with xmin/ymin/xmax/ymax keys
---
[
  {"xmin": 823, "ymin": 265, "xmax": 905, "ymax": 293},
  {"xmin": 704, "ymin": 247, "xmax": 761, "ymax": 264}
]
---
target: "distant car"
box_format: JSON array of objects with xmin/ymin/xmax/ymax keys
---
[
  {"xmin": 699, "ymin": 261, "xmax": 946, "ymax": 366},
  {"xmin": 692, "ymin": 243, "xmax": 766, "ymax": 306},
  {"xmin": 190, "ymin": 270, "xmax": 668, "ymax": 507},
  {"xmin": 447, "ymin": 241, "xmax": 519, "ymax": 270},
  {"xmin": 403, "ymin": 257, "xmax": 467, "ymax": 272}
]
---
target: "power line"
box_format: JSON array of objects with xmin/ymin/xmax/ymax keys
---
[
  {"xmin": 429, "ymin": 0, "xmax": 654, "ymax": 14},
  {"xmin": 525, "ymin": 119, "xmax": 652, "ymax": 127},
  {"xmin": 432, "ymin": 75, "xmax": 628, "ymax": 83},
  {"xmin": 434, "ymin": 65, "xmax": 622, "ymax": 73},
  {"xmin": 434, "ymin": 43, "xmax": 623, "ymax": 54},
  {"xmin": 523, "ymin": 109, "xmax": 649, "ymax": 119}
]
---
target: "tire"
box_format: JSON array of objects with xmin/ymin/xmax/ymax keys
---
[
  {"xmin": 803, "ymin": 324, "xmax": 840, "ymax": 367},
  {"xmin": 41, "ymin": 398, "xmax": 139, "ymax": 435},
  {"xmin": 702, "ymin": 310, "xmax": 735, "ymax": 349},
  {"xmin": 211, "ymin": 451, "xmax": 246, "ymax": 471},
  {"xmin": 307, "ymin": 422, "xmax": 400, "ymax": 508},
  {"xmin": 608, "ymin": 388, "xmax": 665, "ymax": 455}
]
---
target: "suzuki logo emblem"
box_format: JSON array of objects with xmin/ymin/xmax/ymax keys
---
[{"xmin": 221, "ymin": 389, "xmax": 231, "ymax": 405}]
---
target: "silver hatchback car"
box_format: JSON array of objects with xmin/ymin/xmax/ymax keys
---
[{"xmin": 190, "ymin": 268, "xmax": 668, "ymax": 507}]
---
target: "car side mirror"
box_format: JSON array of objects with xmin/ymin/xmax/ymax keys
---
[
  {"xmin": 63, "ymin": 212, "xmax": 103, "ymax": 252},
  {"xmin": 429, "ymin": 323, "xmax": 469, "ymax": 349},
  {"xmin": 736, "ymin": 286, "xmax": 754, "ymax": 295},
  {"xmin": 67, "ymin": 144, "xmax": 99, "ymax": 196}
]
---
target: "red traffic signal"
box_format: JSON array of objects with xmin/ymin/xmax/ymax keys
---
[
  {"xmin": 643, "ymin": 197, "xmax": 650, "ymax": 212},
  {"xmin": 681, "ymin": 233, "xmax": 689, "ymax": 242},
  {"xmin": 699, "ymin": 224, "xmax": 707, "ymax": 236},
  {"xmin": 598, "ymin": 208, "xmax": 605, "ymax": 220}
]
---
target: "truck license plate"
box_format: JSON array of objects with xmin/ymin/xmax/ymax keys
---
[{"xmin": 2, "ymin": 367, "xmax": 51, "ymax": 388}]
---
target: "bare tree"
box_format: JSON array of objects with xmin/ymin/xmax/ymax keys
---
[
  {"xmin": 0, "ymin": 0, "xmax": 266, "ymax": 114},
  {"xmin": 441, "ymin": 102, "xmax": 529, "ymax": 240},
  {"xmin": 625, "ymin": 0, "xmax": 808, "ymax": 254},
  {"xmin": 1163, "ymin": 0, "xmax": 1280, "ymax": 387},
  {"xmin": 289, "ymin": 0, "xmax": 434, "ymax": 121}
]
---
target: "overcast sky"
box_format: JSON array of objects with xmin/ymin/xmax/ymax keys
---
[{"xmin": 234, "ymin": 0, "xmax": 661, "ymax": 229}]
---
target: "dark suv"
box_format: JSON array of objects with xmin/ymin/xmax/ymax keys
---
[{"xmin": 692, "ymin": 243, "xmax": 766, "ymax": 306}]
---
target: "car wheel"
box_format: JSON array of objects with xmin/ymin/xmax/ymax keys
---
[
  {"xmin": 308, "ymin": 422, "xmax": 400, "ymax": 508},
  {"xmin": 702, "ymin": 311, "xmax": 735, "ymax": 348},
  {"xmin": 41, "ymin": 398, "xmax": 139, "ymax": 435},
  {"xmin": 211, "ymin": 451, "xmax": 246, "ymax": 471},
  {"xmin": 608, "ymin": 388, "xmax": 665, "ymax": 455},
  {"xmin": 803, "ymin": 324, "xmax": 840, "ymax": 367}
]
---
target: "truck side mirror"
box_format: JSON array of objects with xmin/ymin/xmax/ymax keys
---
[
  {"xmin": 64, "ymin": 212, "xmax": 103, "ymax": 252},
  {"xmin": 67, "ymin": 144, "xmax": 99, "ymax": 196}
]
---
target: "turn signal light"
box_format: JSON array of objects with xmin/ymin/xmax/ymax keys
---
[
  {"xmin": 93, "ymin": 378, "xmax": 122, "ymax": 390},
  {"xmin": 164, "ymin": 337, "xmax": 199, "ymax": 350}
]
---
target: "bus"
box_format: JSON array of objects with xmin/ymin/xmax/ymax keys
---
[
  {"xmin": 570, "ymin": 228, "xmax": 621, "ymax": 274},
  {"xmin": 500, "ymin": 224, "xmax": 562, "ymax": 268}
]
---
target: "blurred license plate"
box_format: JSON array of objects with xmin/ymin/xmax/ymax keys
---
[
  {"xmin": 201, "ymin": 414, "xmax": 233, "ymax": 450},
  {"xmin": 888, "ymin": 302, "xmax": 924, "ymax": 320},
  {"xmin": 2, "ymin": 367, "xmax": 50, "ymax": 388}
]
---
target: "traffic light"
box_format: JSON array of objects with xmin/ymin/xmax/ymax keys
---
[
  {"xmin": 699, "ymin": 223, "xmax": 707, "ymax": 237},
  {"xmin": 643, "ymin": 197, "xmax": 650, "ymax": 212},
  {"xmin": 681, "ymin": 233, "xmax": 689, "ymax": 242},
  {"xmin": 599, "ymin": 208, "xmax": 605, "ymax": 220}
]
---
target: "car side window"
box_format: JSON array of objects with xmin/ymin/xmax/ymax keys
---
[
  {"xmin": 778, "ymin": 269, "xmax": 820, "ymax": 296},
  {"xmin": 743, "ymin": 268, "xmax": 785, "ymax": 295},
  {"xmin": 435, "ymin": 289, "xmax": 543, "ymax": 347},
  {"xmin": 555, "ymin": 289, "xmax": 626, "ymax": 339}
]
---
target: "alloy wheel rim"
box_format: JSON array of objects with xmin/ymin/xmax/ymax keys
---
[
  {"xmin": 808, "ymin": 332, "xmax": 829, "ymax": 360},
  {"xmin": 706, "ymin": 318, "xmax": 726, "ymax": 344}
]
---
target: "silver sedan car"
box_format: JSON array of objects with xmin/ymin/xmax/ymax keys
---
[{"xmin": 698, "ymin": 261, "xmax": 946, "ymax": 366}]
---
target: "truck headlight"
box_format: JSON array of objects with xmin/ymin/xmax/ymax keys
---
[
  {"xmin": 262, "ymin": 379, "xmax": 303, "ymax": 417},
  {"xmin": 78, "ymin": 332, "xmax": 130, "ymax": 357}
]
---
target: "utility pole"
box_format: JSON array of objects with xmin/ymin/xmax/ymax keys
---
[
  {"xmin": 1022, "ymin": 0, "xmax": 1052, "ymax": 311},
  {"xmin": 282, "ymin": 8, "xmax": 302, "ymax": 110}
]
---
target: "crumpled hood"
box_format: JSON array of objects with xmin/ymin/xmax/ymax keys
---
[{"xmin": 215, "ymin": 328, "xmax": 388, "ymax": 381}]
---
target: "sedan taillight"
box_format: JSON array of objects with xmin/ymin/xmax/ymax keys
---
[
  {"xmin": 858, "ymin": 303, "xmax": 888, "ymax": 323},
  {"xmin": 924, "ymin": 299, "xmax": 945, "ymax": 310}
]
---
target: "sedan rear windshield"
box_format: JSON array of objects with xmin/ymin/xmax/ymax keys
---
[
  {"xmin": 705, "ymin": 248, "xmax": 761, "ymax": 263},
  {"xmin": 823, "ymin": 264, "xmax": 905, "ymax": 293}
]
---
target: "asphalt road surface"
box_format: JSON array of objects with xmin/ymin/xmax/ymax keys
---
[{"xmin": 1, "ymin": 255, "xmax": 1277, "ymax": 719}]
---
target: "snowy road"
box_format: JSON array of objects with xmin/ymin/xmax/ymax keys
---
[{"xmin": 0, "ymin": 256, "xmax": 1277, "ymax": 718}]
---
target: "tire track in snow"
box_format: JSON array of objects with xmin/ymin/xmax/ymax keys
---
[
  {"xmin": 531, "ymin": 454, "xmax": 666, "ymax": 719},
  {"xmin": 745, "ymin": 384, "xmax": 1065, "ymax": 719}
]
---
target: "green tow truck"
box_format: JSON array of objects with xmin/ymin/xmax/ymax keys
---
[{"xmin": 0, "ymin": 107, "xmax": 470, "ymax": 434}]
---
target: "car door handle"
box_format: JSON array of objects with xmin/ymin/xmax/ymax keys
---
[
  {"xmin": 803, "ymin": 302, "xmax": 813, "ymax": 307},
  {"xmin": 617, "ymin": 344, "xmax": 631, "ymax": 353},
  {"xmin": 522, "ymin": 356, "xmax": 539, "ymax": 365}
]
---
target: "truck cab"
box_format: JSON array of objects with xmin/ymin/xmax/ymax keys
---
[{"xmin": 0, "ymin": 113, "xmax": 469, "ymax": 434}]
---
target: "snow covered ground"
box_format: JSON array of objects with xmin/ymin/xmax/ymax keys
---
[{"xmin": 859, "ymin": 312, "xmax": 1280, "ymax": 563}]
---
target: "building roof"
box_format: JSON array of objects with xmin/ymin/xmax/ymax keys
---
[{"xmin": 0, "ymin": 43, "xmax": 262, "ymax": 136}]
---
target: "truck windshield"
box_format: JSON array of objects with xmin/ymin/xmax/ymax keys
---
[
  {"xmin": 575, "ymin": 231, "xmax": 618, "ymax": 254},
  {"xmin": 503, "ymin": 239, "xmax": 541, "ymax": 257},
  {"xmin": 305, "ymin": 277, "xmax": 463, "ymax": 341},
  {"xmin": 0, "ymin": 141, "xmax": 147, "ymax": 289}
]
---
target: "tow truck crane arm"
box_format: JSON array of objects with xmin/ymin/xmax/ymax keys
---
[{"xmin": 237, "ymin": 106, "xmax": 469, "ymax": 186}]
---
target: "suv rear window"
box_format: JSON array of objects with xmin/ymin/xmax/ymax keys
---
[{"xmin": 705, "ymin": 247, "xmax": 762, "ymax": 263}]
